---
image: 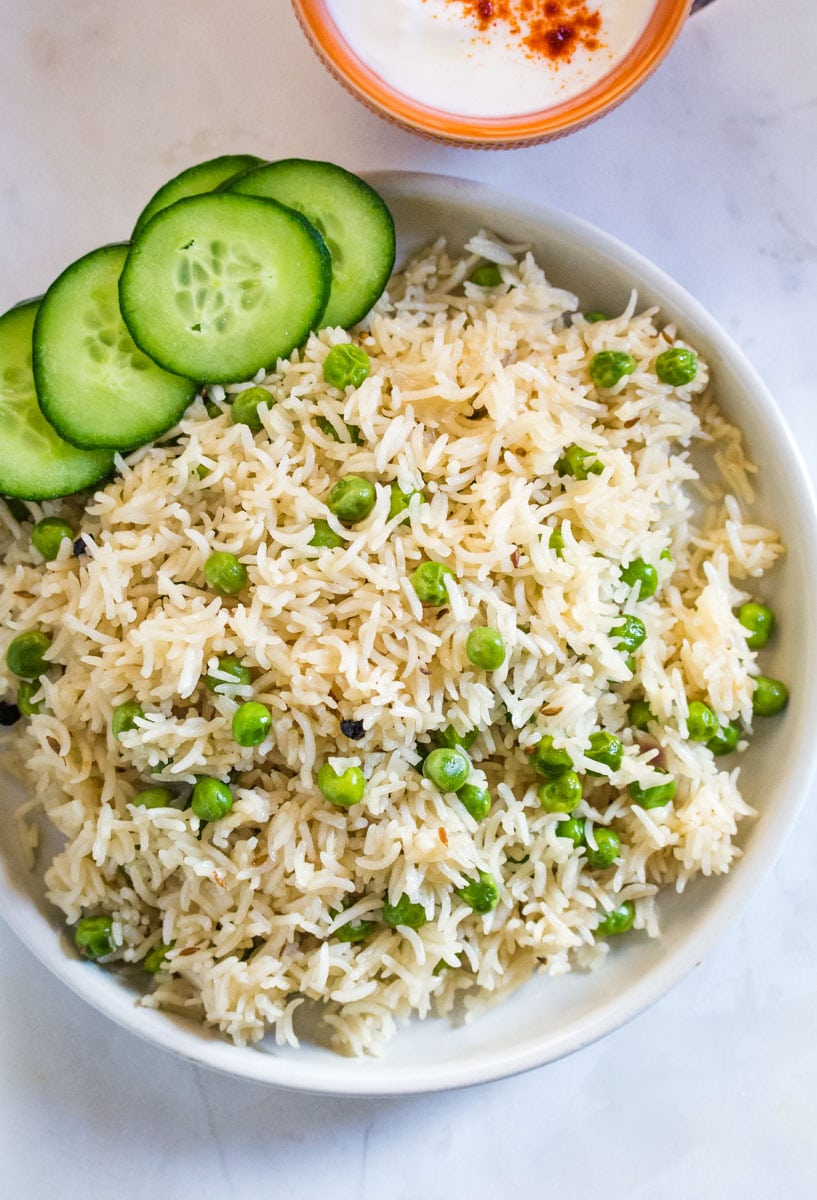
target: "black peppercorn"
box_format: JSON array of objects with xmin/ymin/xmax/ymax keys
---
[{"xmin": 0, "ymin": 700, "xmax": 21, "ymax": 726}]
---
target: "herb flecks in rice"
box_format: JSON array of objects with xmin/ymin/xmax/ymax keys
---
[{"xmin": 0, "ymin": 232, "xmax": 783, "ymax": 1056}]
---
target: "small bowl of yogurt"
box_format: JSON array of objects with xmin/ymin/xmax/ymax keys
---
[{"xmin": 292, "ymin": 0, "xmax": 693, "ymax": 146}]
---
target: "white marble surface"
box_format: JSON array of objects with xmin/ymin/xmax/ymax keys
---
[{"xmin": 2, "ymin": 0, "xmax": 817, "ymax": 1195}]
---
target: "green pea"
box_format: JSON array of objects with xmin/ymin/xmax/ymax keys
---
[
  {"xmin": 238, "ymin": 938, "xmax": 263, "ymax": 962},
  {"xmin": 191, "ymin": 776, "xmax": 234, "ymax": 821},
  {"xmin": 583, "ymin": 311, "xmax": 609, "ymax": 323},
  {"xmin": 687, "ymin": 700, "xmax": 718, "ymax": 742},
  {"xmin": 620, "ymin": 558, "xmax": 658, "ymax": 600},
  {"xmin": 309, "ymin": 518, "xmax": 344, "ymax": 549},
  {"xmin": 327, "ymin": 475, "xmax": 376, "ymax": 525},
  {"xmin": 470, "ymin": 263, "xmax": 503, "ymax": 288},
  {"xmin": 628, "ymin": 700, "xmax": 655, "ymax": 731},
  {"xmin": 555, "ymin": 817, "xmax": 586, "ymax": 847},
  {"xmin": 388, "ymin": 482, "xmax": 425, "ymax": 523},
  {"xmin": 611, "ymin": 614, "xmax": 647, "ymax": 652},
  {"xmin": 231, "ymin": 700, "xmax": 272, "ymax": 748},
  {"xmin": 589, "ymin": 350, "xmax": 637, "ymax": 389},
  {"xmin": 194, "ymin": 464, "xmax": 211, "ymax": 480},
  {"xmin": 4, "ymin": 497, "xmax": 30, "ymax": 523},
  {"xmin": 112, "ymin": 701, "xmax": 144, "ymax": 739},
  {"xmin": 548, "ymin": 528, "xmax": 565, "ymax": 558},
  {"xmin": 752, "ymin": 676, "xmax": 788, "ymax": 717},
  {"xmin": 555, "ymin": 444, "xmax": 603, "ymax": 480},
  {"xmin": 334, "ymin": 919, "xmax": 376, "ymax": 943},
  {"xmin": 537, "ymin": 770, "xmax": 582, "ymax": 813},
  {"xmin": 317, "ymin": 763, "xmax": 366, "ymax": 807},
  {"xmin": 628, "ymin": 773, "xmax": 676, "ymax": 809},
  {"xmin": 585, "ymin": 827, "xmax": 621, "ymax": 869},
  {"xmin": 457, "ymin": 782, "xmax": 491, "ymax": 821},
  {"xmin": 412, "ymin": 742, "xmax": 431, "ymax": 774},
  {"xmin": 231, "ymin": 385, "xmax": 272, "ymax": 432},
  {"xmin": 655, "ymin": 347, "xmax": 697, "ymax": 386},
  {"xmin": 143, "ymin": 942, "xmax": 173, "ymax": 974},
  {"xmin": 323, "ymin": 343, "xmax": 371, "ymax": 390},
  {"xmin": 660, "ymin": 548, "xmax": 673, "ymax": 563},
  {"xmin": 316, "ymin": 416, "xmax": 362, "ymax": 444},
  {"xmin": 204, "ymin": 551, "xmax": 248, "ymax": 595},
  {"xmin": 466, "ymin": 626, "xmax": 506, "ymax": 671},
  {"xmin": 204, "ymin": 655, "xmax": 252, "ymax": 693},
  {"xmin": 423, "ymin": 747, "xmax": 471, "ymax": 792},
  {"xmin": 433, "ymin": 955, "xmax": 460, "ymax": 975},
  {"xmin": 5, "ymin": 631, "xmax": 52, "ymax": 679},
  {"xmin": 31, "ymin": 516, "xmax": 74, "ymax": 561},
  {"xmin": 434, "ymin": 726, "xmax": 478, "ymax": 752},
  {"xmin": 457, "ymin": 871, "xmax": 500, "ymax": 914},
  {"xmin": 529, "ymin": 735, "xmax": 573, "ymax": 778},
  {"xmin": 707, "ymin": 721, "xmax": 741, "ymax": 756},
  {"xmin": 132, "ymin": 786, "xmax": 174, "ymax": 809},
  {"xmin": 16, "ymin": 679, "xmax": 44, "ymax": 716},
  {"xmin": 316, "ymin": 415, "xmax": 340, "ymax": 441},
  {"xmin": 382, "ymin": 894, "xmax": 427, "ymax": 929},
  {"xmin": 596, "ymin": 900, "xmax": 635, "ymax": 937},
  {"xmin": 737, "ymin": 602, "xmax": 775, "ymax": 650},
  {"xmin": 586, "ymin": 731, "xmax": 624, "ymax": 772},
  {"xmin": 410, "ymin": 560, "xmax": 455, "ymax": 606},
  {"xmin": 74, "ymin": 915, "xmax": 115, "ymax": 960}
]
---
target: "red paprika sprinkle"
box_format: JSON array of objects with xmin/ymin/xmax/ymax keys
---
[{"xmin": 448, "ymin": 0, "xmax": 604, "ymax": 63}]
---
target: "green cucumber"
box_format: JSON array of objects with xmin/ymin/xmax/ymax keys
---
[
  {"xmin": 119, "ymin": 193, "xmax": 331, "ymax": 384},
  {"xmin": 133, "ymin": 153, "xmax": 266, "ymax": 239},
  {"xmin": 228, "ymin": 159, "xmax": 395, "ymax": 329},
  {"xmin": 0, "ymin": 300, "xmax": 114, "ymax": 499},
  {"xmin": 33, "ymin": 244, "xmax": 197, "ymax": 451}
]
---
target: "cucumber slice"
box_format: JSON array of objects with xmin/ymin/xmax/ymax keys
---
[
  {"xmin": 228, "ymin": 159, "xmax": 395, "ymax": 329},
  {"xmin": 33, "ymin": 244, "xmax": 197, "ymax": 451},
  {"xmin": 133, "ymin": 154, "xmax": 266, "ymax": 239},
  {"xmin": 0, "ymin": 300, "xmax": 114, "ymax": 499},
  {"xmin": 119, "ymin": 193, "xmax": 332, "ymax": 384}
]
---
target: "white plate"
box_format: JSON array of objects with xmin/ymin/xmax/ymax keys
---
[{"xmin": 2, "ymin": 171, "xmax": 816, "ymax": 1095}]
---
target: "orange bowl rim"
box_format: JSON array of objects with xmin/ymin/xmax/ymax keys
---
[{"xmin": 291, "ymin": 0, "xmax": 694, "ymax": 145}]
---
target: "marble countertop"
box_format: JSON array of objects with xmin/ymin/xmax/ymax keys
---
[{"xmin": 2, "ymin": 1, "xmax": 816, "ymax": 1195}]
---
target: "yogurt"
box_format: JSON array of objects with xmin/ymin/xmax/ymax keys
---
[{"xmin": 324, "ymin": 0, "xmax": 658, "ymax": 118}]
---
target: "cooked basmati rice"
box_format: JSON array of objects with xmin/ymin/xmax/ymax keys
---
[{"xmin": 0, "ymin": 232, "xmax": 783, "ymax": 1055}]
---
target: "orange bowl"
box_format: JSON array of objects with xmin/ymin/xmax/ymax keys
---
[{"xmin": 292, "ymin": 0, "xmax": 693, "ymax": 147}]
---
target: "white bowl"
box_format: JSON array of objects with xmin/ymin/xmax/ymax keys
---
[{"xmin": 2, "ymin": 172, "xmax": 816, "ymax": 1095}]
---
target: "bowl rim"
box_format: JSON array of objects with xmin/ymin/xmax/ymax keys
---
[
  {"xmin": 2, "ymin": 169, "xmax": 817, "ymax": 1097},
  {"xmin": 291, "ymin": 0, "xmax": 694, "ymax": 145}
]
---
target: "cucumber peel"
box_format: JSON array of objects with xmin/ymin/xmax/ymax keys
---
[
  {"xmin": 229, "ymin": 158, "xmax": 395, "ymax": 329},
  {"xmin": 33, "ymin": 244, "xmax": 197, "ymax": 451},
  {"xmin": 132, "ymin": 153, "xmax": 266, "ymax": 240},
  {"xmin": 0, "ymin": 300, "xmax": 114, "ymax": 499}
]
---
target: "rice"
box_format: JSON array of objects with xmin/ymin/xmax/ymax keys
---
[{"xmin": 0, "ymin": 231, "xmax": 783, "ymax": 1056}]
